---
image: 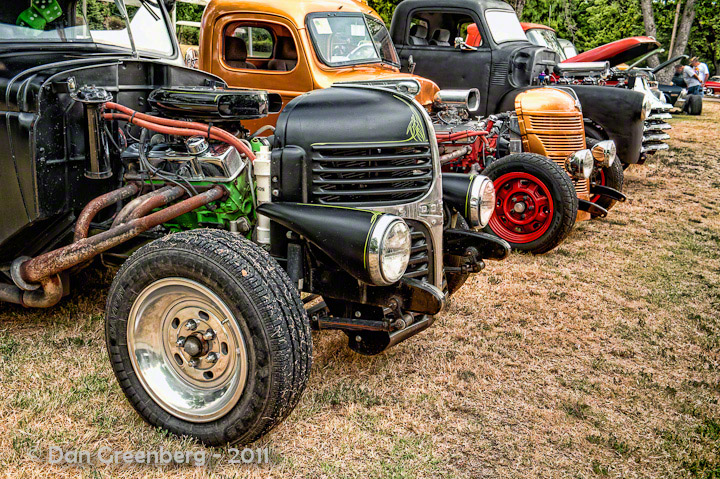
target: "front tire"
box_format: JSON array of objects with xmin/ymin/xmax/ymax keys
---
[
  {"xmin": 482, "ymin": 153, "xmax": 578, "ymax": 254},
  {"xmin": 105, "ymin": 229, "xmax": 311, "ymax": 446}
]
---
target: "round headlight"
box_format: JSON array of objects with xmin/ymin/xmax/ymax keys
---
[
  {"xmin": 466, "ymin": 175, "xmax": 495, "ymax": 228},
  {"xmin": 565, "ymin": 149, "xmax": 594, "ymax": 180},
  {"xmin": 367, "ymin": 216, "xmax": 411, "ymax": 286},
  {"xmin": 591, "ymin": 140, "xmax": 617, "ymax": 168},
  {"xmin": 641, "ymin": 95, "xmax": 653, "ymax": 120}
]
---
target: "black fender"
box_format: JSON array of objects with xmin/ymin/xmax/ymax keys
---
[
  {"xmin": 444, "ymin": 228, "xmax": 511, "ymax": 261},
  {"xmin": 257, "ymin": 202, "xmax": 381, "ymax": 285},
  {"xmin": 496, "ymin": 85, "xmax": 645, "ymax": 165}
]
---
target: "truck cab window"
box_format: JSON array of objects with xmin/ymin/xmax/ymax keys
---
[
  {"xmin": 224, "ymin": 23, "xmax": 298, "ymax": 71},
  {"xmin": 409, "ymin": 12, "xmax": 477, "ymax": 49}
]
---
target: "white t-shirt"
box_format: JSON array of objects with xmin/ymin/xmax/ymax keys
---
[
  {"xmin": 695, "ymin": 62, "xmax": 710, "ymax": 83},
  {"xmin": 683, "ymin": 65, "xmax": 701, "ymax": 87}
]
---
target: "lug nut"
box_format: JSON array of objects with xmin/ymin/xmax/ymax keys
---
[
  {"xmin": 176, "ymin": 337, "xmax": 186, "ymax": 347},
  {"xmin": 206, "ymin": 352, "xmax": 219, "ymax": 363},
  {"xmin": 203, "ymin": 329, "xmax": 215, "ymax": 341},
  {"xmin": 186, "ymin": 320, "xmax": 197, "ymax": 331},
  {"xmin": 188, "ymin": 358, "xmax": 199, "ymax": 368}
]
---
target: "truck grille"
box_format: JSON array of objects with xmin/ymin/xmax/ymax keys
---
[
  {"xmin": 311, "ymin": 142, "xmax": 433, "ymax": 206},
  {"xmin": 573, "ymin": 178, "xmax": 589, "ymax": 197},
  {"xmin": 534, "ymin": 134, "xmax": 586, "ymax": 160},
  {"xmin": 403, "ymin": 220, "xmax": 433, "ymax": 282},
  {"xmin": 528, "ymin": 115, "xmax": 584, "ymax": 130},
  {"xmin": 526, "ymin": 113, "xmax": 586, "ymax": 161},
  {"xmin": 520, "ymin": 112, "xmax": 590, "ymax": 200}
]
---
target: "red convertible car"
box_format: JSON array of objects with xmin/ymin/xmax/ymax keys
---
[
  {"xmin": 521, "ymin": 23, "xmax": 672, "ymax": 155},
  {"xmin": 705, "ymin": 77, "xmax": 720, "ymax": 96}
]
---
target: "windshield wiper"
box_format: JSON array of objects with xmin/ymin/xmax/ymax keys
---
[
  {"xmin": 139, "ymin": 0, "xmax": 161, "ymax": 21},
  {"xmin": 113, "ymin": 0, "xmax": 138, "ymax": 57}
]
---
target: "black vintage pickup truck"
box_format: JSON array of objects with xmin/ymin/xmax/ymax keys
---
[{"xmin": 389, "ymin": 0, "xmax": 651, "ymax": 168}]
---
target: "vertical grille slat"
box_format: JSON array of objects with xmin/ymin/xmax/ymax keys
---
[
  {"xmin": 311, "ymin": 142, "xmax": 434, "ymax": 206},
  {"xmin": 403, "ymin": 222, "xmax": 432, "ymax": 283}
]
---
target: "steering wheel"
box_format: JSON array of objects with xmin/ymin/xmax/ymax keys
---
[{"xmin": 348, "ymin": 43, "xmax": 376, "ymax": 60}]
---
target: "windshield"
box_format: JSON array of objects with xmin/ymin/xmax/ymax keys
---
[
  {"xmin": 0, "ymin": 0, "xmax": 174, "ymax": 57},
  {"xmin": 484, "ymin": 10, "xmax": 527, "ymax": 44},
  {"xmin": 525, "ymin": 28, "xmax": 566, "ymax": 60},
  {"xmin": 307, "ymin": 13, "xmax": 400, "ymax": 68}
]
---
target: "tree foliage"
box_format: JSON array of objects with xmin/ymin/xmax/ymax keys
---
[
  {"xmin": 368, "ymin": 0, "xmax": 717, "ymax": 74},
  {"xmin": 85, "ymin": 0, "xmax": 717, "ymax": 75}
]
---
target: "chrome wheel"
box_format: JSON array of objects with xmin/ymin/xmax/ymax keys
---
[{"xmin": 127, "ymin": 277, "xmax": 248, "ymax": 423}]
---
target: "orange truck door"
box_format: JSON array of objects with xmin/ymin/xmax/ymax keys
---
[{"xmin": 206, "ymin": 13, "xmax": 313, "ymax": 134}]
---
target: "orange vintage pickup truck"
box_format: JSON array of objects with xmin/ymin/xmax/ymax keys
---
[{"xmin": 197, "ymin": 0, "xmax": 625, "ymax": 253}]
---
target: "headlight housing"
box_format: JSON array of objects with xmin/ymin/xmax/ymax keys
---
[
  {"xmin": 641, "ymin": 95, "xmax": 653, "ymax": 120},
  {"xmin": 591, "ymin": 140, "xmax": 617, "ymax": 168},
  {"xmin": 467, "ymin": 175, "xmax": 496, "ymax": 228},
  {"xmin": 565, "ymin": 149, "xmax": 594, "ymax": 180},
  {"xmin": 367, "ymin": 216, "xmax": 411, "ymax": 286}
]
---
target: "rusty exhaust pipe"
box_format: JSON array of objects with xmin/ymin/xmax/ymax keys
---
[
  {"xmin": 0, "ymin": 275, "xmax": 63, "ymax": 308},
  {"xmin": 111, "ymin": 186, "xmax": 173, "ymax": 228},
  {"xmin": 74, "ymin": 183, "xmax": 140, "ymax": 241},
  {"xmin": 127, "ymin": 186, "xmax": 185, "ymax": 221},
  {"xmin": 17, "ymin": 186, "xmax": 225, "ymax": 292}
]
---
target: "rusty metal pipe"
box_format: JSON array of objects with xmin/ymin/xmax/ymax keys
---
[
  {"xmin": 0, "ymin": 275, "xmax": 63, "ymax": 308},
  {"xmin": 74, "ymin": 184, "xmax": 140, "ymax": 241},
  {"xmin": 127, "ymin": 186, "xmax": 185, "ymax": 221},
  {"xmin": 0, "ymin": 283, "xmax": 24, "ymax": 305},
  {"xmin": 111, "ymin": 186, "xmax": 173, "ymax": 228},
  {"xmin": 22, "ymin": 275, "xmax": 63, "ymax": 308},
  {"xmin": 439, "ymin": 146, "xmax": 472, "ymax": 165},
  {"xmin": 19, "ymin": 186, "xmax": 226, "ymax": 284}
]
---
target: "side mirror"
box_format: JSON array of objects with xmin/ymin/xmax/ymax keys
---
[
  {"xmin": 184, "ymin": 48, "xmax": 199, "ymax": 69},
  {"xmin": 454, "ymin": 37, "xmax": 478, "ymax": 52}
]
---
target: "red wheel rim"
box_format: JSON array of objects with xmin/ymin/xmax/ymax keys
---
[
  {"xmin": 488, "ymin": 172, "xmax": 554, "ymax": 243},
  {"xmin": 590, "ymin": 169, "xmax": 606, "ymax": 203}
]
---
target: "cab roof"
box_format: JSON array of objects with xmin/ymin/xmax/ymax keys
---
[{"xmin": 205, "ymin": 0, "xmax": 379, "ymax": 26}]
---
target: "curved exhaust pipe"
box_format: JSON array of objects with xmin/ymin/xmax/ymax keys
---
[{"xmin": 434, "ymin": 88, "xmax": 481, "ymax": 112}]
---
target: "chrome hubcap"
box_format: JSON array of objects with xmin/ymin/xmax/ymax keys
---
[
  {"xmin": 127, "ymin": 278, "xmax": 248, "ymax": 422},
  {"xmin": 513, "ymin": 201, "xmax": 527, "ymax": 213}
]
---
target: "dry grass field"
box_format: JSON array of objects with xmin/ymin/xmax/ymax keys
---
[{"xmin": 1, "ymin": 103, "xmax": 719, "ymax": 479}]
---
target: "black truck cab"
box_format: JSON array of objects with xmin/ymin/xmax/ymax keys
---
[{"xmin": 389, "ymin": 0, "xmax": 647, "ymax": 166}]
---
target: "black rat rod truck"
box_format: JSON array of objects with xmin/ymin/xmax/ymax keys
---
[
  {"xmin": 389, "ymin": 0, "xmax": 651, "ymax": 169},
  {"xmin": 0, "ymin": 0, "xmax": 508, "ymax": 446}
]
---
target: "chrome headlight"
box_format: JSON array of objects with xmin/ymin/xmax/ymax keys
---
[
  {"xmin": 565, "ymin": 149, "xmax": 594, "ymax": 180},
  {"xmin": 466, "ymin": 175, "xmax": 495, "ymax": 228},
  {"xmin": 367, "ymin": 216, "xmax": 411, "ymax": 286},
  {"xmin": 591, "ymin": 140, "xmax": 617, "ymax": 168},
  {"xmin": 641, "ymin": 95, "xmax": 653, "ymax": 120}
]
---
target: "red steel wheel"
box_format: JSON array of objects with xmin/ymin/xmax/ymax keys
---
[
  {"xmin": 590, "ymin": 169, "xmax": 606, "ymax": 203},
  {"xmin": 489, "ymin": 172, "xmax": 554, "ymax": 243},
  {"xmin": 482, "ymin": 153, "xmax": 578, "ymax": 254}
]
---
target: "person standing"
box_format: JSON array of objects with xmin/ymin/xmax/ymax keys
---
[
  {"xmin": 683, "ymin": 60, "xmax": 703, "ymax": 95},
  {"xmin": 690, "ymin": 57, "xmax": 710, "ymax": 93},
  {"xmin": 672, "ymin": 64, "xmax": 686, "ymax": 87}
]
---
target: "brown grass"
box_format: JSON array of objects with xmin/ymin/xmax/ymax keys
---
[{"xmin": 1, "ymin": 104, "xmax": 719, "ymax": 479}]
